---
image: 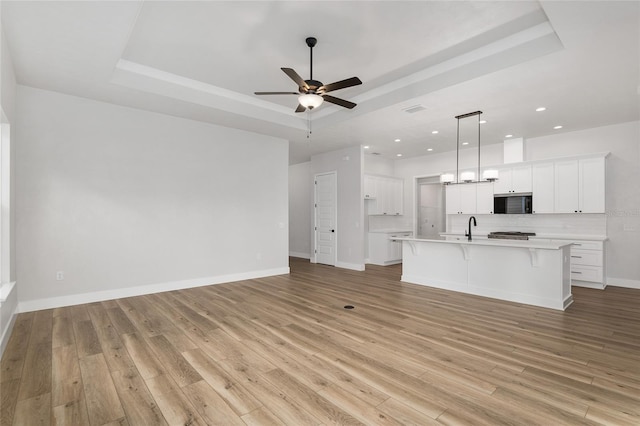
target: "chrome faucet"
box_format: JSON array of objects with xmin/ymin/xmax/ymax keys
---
[{"xmin": 465, "ymin": 216, "xmax": 477, "ymax": 241}]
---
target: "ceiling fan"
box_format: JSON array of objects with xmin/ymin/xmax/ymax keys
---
[{"xmin": 254, "ymin": 37, "xmax": 362, "ymax": 113}]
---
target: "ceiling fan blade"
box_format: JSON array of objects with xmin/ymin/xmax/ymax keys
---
[
  {"xmin": 295, "ymin": 104, "xmax": 306, "ymax": 113},
  {"xmin": 320, "ymin": 77, "xmax": 362, "ymax": 93},
  {"xmin": 254, "ymin": 91, "xmax": 299, "ymax": 95},
  {"xmin": 281, "ymin": 68, "xmax": 309, "ymax": 90},
  {"xmin": 322, "ymin": 94, "xmax": 357, "ymax": 109}
]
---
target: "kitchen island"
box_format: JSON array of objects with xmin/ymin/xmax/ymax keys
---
[{"xmin": 394, "ymin": 237, "xmax": 573, "ymax": 310}]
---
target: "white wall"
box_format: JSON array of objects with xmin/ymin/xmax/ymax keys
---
[
  {"xmin": 15, "ymin": 86, "xmax": 290, "ymax": 311},
  {"xmin": 395, "ymin": 121, "xmax": 640, "ymax": 287},
  {"xmin": 364, "ymin": 154, "xmax": 394, "ymax": 175},
  {"xmin": 289, "ymin": 161, "xmax": 311, "ymax": 258},
  {"xmin": 310, "ymin": 145, "xmax": 364, "ymax": 270}
]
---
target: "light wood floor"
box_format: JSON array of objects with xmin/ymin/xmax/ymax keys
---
[{"xmin": 2, "ymin": 258, "xmax": 640, "ymax": 425}]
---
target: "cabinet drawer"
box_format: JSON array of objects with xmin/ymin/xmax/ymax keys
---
[
  {"xmin": 571, "ymin": 240, "xmax": 603, "ymax": 250},
  {"xmin": 570, "ymin": 249, "xmax": 602, "ymax": 267},
  {"xmin": 571, "ymin": 265, "xmax": 603, "ymax": 283}
]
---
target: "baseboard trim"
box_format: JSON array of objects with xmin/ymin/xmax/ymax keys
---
[
  {"xmin": 336, "ymin": 261, "xmax": 365, "ymax": 271},
  {"xmin": 18, "ymin": 267, "xmax": 290, "ymax": 313},
  {"xmin": 289, "ymin": 251, "xmax": 311, "ymax": 259},
  {"xmin": 606, "ymin": 277, "xmax": 640, "ymax": 289}
]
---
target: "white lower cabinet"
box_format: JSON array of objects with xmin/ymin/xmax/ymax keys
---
[
  {"xmin": 368, "ymin": 232, "xmax": 413, "ymax": 265},
  {"xmin": 546, "ymin": 238, "xmax": 606, "ymax": 288}
]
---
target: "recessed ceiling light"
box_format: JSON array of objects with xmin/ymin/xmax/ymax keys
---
[
  {"xmin": 505, "ymin": 134, "xmax": 513, "ymax": 138},
  {"xmin": 554, "ymin": 125, "xmax": 563, "ymax": 129},
  {"xmin": 536, "ymin": 107, "xmax": 546, "ymax": 112},
  {"xmin": 394, "ymin": 138, "xmax": 401, "ymax": 142},
  {"xmin": 396, "ymin": 154, "xmax": 402, "ymax": 157},
  {"xmin": 427, "ymin": 148, "xmax": 433, "ymax": 152},
  {"xmin": 431, "ymin": 130, "xmax": 439, "ymax": 134},
  {"xmin": 462, "ymin": 142, "xmax": 469, "ymax": 146},
  {"xmin": 364, "ymin": 145, "xmax": 370, "ymax": 149},
  {"xmin": 479, "ymin": 120, "xmax": 487, "ymax": 124}
]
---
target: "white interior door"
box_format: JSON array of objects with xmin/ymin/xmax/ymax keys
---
[{"xmin": 314, "ymin": 172, "xmax": 337, "ymax": 266}]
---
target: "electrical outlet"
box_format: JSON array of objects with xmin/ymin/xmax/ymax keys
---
[{"xmin": 56, "ymin": 271, "xmax": 64, "ymax": 281}]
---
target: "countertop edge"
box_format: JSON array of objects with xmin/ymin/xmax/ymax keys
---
[{"xmin": 396, "ymin": 237, "xmax": 572, "ymax": 250}]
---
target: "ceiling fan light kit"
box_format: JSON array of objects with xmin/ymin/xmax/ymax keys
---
[
  {"xmin": 254, "ymin": 37, "xmax": 362, "ymax": 113},
  {"xmin": 298, "ymin": 93, "xmax": 323, "ymax": 109}
]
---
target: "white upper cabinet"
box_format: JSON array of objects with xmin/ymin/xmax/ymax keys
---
[
  {"xmin": 476, "ymin": 182, "xmax": 494, "ymax": 214},
  {"xmin": 440, "ymin": 153, "xmax": 606, "ymax": 216},
  {"xmin": 532, "ymin": 162, "xmax": 555, "ymax": 214},
  {"xmin": 554, "ymin": 160, "xmax": 580, "ymax": 213},
  {"xmin": 446, "ymin": 183, "xmax": 484, "ymax": 214},
  {"xmin": 493, "ymin": 164, "xmax": 532, "ymax": 194},
  {"xmin": 445, "ymin": 184, "xmax": 461, "ymax": 215},
  {"xmin": 579, "ymin": 156, "xmax": 606, "ymax": 213},
  {"xmin": 364, "ymin": 175, "xmax": 404, "ymax": 215},
  {"xmin": 364, "ymin": 175, "xmax": 377, "ymax": 199},
  {"xmin": 554, "ymin": 157, "xmax": 605, "ymax": 213}
]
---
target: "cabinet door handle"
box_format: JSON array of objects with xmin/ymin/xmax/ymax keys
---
[
  {"xmin": 571, "ymin": 271, "xmax": 582, "ymax": 274},
  {"xmin": 571, "ymin": 255, "xmax": 582, "ymax": 258}
]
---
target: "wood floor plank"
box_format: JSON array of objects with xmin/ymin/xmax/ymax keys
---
[
  {"xmin": 73, "ymin": 320, "xmax": 102, "ymax": 358},
  {"xmin": 0, "ymin": 313, "xmax": 34, "ymax": 383},
  {"xmin": 111, "ymin": 368, "xmax": 167, "ymax": 425},
  {"xmin": 377, "ymin": 397, "xmax": 442, "ymax": 426},
  {"xmin": 216, "ymin": 357, "xmax": 323, "ymax": 425},
  {"xmin": 51, "ymin": 344, "xmax": 83, "ymax": 407},
  {"xmin": 145, "ymin": 374, "xmax": 206, "ymax": 426},
  {"xmin": 241, "ymin": 406, "xmax": 285, "ymax": 426},
  {"xmin": 317, "ymin": 383, "xmax": 404, "ymax": 426},
  {"xmin": 3, "ymin": 258, "xmax": 640, "ymax": 425},
  {"xmin": 87, "ymin": 302, "xmax": 137, "ymax": 374},
  {"xmin": 12, "ymin": 393, "xmax": 51, "ymax": 426},
  {"xmin": 181, "ymin": 380, "xmax": 245, "ymax": 426},
  {"xmin": 0, "ymin": 378, "xmax": 20, "ymax": 426},
  {"xmin": 78, "ymin": 353, "xmax": 125, "ymax": 425},
  {"xmin": 120, "ymin": 333, "xmax": 164, "ymax": 380},
  {"xmin": 262, "ymin": 367, "xmax": 364, "ymax": 425},
  {"xmin": 17, "ymin": 341, "xmax": 52, "ymax": 400},
  {"xmin": 182, "ymin": 348, "xmax": 261, "ymax": 416},
  {"xmin": 52, "ymin": 397, "xmax": 90, "ymax": 426},
  {"xmin": 147, "ymin": 335, "xmax": 202, "ymax": 387},
  {"xmin": 105, "ymin": 306, "xmax": 137, "ymax": 336},
  {"xmin": 52, "ymin": 314, "xmax": 75, "ymax": 349}
]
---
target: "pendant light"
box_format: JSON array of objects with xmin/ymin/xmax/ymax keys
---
[{"xmin": 440, "ymin": 110, "xmax": 498, "ymax": 184}]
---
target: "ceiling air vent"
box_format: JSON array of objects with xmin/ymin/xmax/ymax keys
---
[{"xmin": 402, "ymin": 105, "xmax": 427, "ymax": 114}]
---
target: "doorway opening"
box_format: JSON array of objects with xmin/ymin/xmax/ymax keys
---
[{"xmin": 416, "ymin": 176, "xmax": 445, "ymax": 239}]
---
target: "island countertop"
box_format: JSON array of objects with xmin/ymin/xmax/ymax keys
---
[{"xmin": 392, "ymin": 236, "xmax": 572, "ymax": 250}]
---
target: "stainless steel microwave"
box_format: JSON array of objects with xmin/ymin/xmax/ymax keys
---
[{"xmin": 493, "ymin": 193, "xmax": 533, "ymax": 214}]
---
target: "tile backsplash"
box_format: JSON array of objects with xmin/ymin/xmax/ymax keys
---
[{"xmin": 447, "ymin": 213, "xmax": 607, "ymax": 237}]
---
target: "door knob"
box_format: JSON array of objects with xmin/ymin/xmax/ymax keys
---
[{"xmin": 331, "ymin": 229, "xmax": 335, "ymax": 233}]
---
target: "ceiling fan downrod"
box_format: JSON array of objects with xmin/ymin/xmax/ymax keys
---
[{"xmin": 306, "ymin": 37, "xmax": 317, "ymax": 81}]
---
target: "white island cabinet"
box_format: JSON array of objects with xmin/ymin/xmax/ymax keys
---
[{"xmin": 396, "ymin": 237, "xmax": 573, "ymax": 311}]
